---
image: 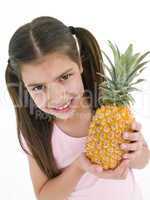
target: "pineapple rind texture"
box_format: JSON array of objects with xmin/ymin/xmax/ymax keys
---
[{"xmin": 85, "ymin": 105, "xmax": 135, "ymax": 170}]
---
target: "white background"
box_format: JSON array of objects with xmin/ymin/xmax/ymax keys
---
[{"xmin": 0, "ymin": 0, "xmax": 150, "ymax": 199}]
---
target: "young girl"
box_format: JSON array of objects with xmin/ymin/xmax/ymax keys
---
[{"xmin": 5, "ymin": 16, "xmax": 150, "ymax": 200}]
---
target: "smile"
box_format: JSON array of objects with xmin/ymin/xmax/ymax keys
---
[{"xmin": 50, "ymin": 98, "xmax": 74, "ymax": 112}]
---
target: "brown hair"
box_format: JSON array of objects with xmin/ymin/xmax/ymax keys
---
[{"xmin": 5, "ymin": 16, "xmax": 105, "ymax": 179}]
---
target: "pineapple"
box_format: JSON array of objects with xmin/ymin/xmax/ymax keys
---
[{"xmin": 85, "ymin": 41, "xmax": 150, "ymax": 170}]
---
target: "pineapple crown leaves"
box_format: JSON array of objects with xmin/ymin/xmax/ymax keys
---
[{"xmin": 97, "ymin": 41, "xmax": 150, "ymax": 106}]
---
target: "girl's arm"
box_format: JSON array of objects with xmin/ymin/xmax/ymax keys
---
[
  {"xmin": 38, "ymin": 160, "xmax": 85, "ymax": 200},
  {"xmin": 38, "ymin": 151, "xmax": 131, "ymax": 200}
]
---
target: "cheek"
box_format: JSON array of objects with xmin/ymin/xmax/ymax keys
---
[
  {"xmin": 30, "ymin": 93, "xmax": 47, "ymax": 109},
  {"xmin": 67, "ymin": 75, "xmax": 84, "ymax": 97}
]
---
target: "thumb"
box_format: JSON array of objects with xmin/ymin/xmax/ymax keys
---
[{"xmin": 92, "ymin": 164, "xmax": 103, "ymax": 173}]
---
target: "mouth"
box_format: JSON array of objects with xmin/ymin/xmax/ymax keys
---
[{"xmin": 50, "ymin": 98, "xmax": 74, "ymax": 113}]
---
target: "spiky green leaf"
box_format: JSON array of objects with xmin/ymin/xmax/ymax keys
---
[{"xmin": 100, "ymin": 41, "xmax": 150, "ymax": 105}]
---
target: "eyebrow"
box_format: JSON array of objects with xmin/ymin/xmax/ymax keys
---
[{"xmin": 27, "ymin": 68, "xmax": 73, "ymax": 87}]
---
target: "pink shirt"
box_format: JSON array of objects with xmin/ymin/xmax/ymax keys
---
[{"xmin": 22, "ymin": 122, "xmax": 143, "ymax": 200}]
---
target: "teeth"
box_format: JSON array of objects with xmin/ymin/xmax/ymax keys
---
[{"xmin": 55, "ymin": 99, "xmax": 72, "ymax": 110}]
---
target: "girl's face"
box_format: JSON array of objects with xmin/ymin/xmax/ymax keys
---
[{"xmin": 21, "ymin": 52, "xmax": 87, "ymax": 120}]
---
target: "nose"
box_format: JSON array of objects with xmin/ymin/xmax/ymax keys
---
[{"xmin": 46, "ymin": 83, "xmax": 68, "ymax": 106}]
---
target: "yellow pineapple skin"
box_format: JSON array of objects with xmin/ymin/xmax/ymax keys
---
[{"xmin": 85, "ymin": 105, "xmax": 135, "ymax": 170}]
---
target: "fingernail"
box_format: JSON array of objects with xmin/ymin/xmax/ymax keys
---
[
  {"xmin": 123, "ymin": 132, "xmax": 128, "ymax": 138},
  {"xmin": 132, "ymin": 123, "xmax": 136, "ymax": 129},
  {"xmin": 123, "ymin": 154, "xmax": 128, "ymax": 158},
  {"xmin": 121, "ymin": 144, "xmax": 126, "ymax": 149},
  {"xmin": 96, "ymin": 167, "xmax": 103, "ymax": 172}
]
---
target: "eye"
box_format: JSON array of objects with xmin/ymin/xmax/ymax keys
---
[
  {"xmin": 59, "ymin": 73, "xmax": 73, "ymax": 81},
  {"xmin": 32, "ymin": 85, "xmax": 45, "ymax": 92}
]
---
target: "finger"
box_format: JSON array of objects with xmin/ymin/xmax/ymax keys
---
[
  {"xmin": 115, "ymin": 159, "xmax": 129, "ymax": 170},
  {"xmin": 116, "ymin": 164, "xmax": 129, "ymax": 179},
  {"xmin": 132, "ymin": 121, "xmax": 142, "ymax": 132},
  {"xmin": 121, "ymin": 167, "xmax": 129, "ymax": 179},
  {"xmin": 123, "ymin": 150, "xmax": 141, "ymax": 159},
  {"xmin": 114, "ymin": 159, "xmax": 129, "ymax": 176},
  {"xmin": 97, "ymin": 161, "xmax": 129, "ymax": 180},
  {"xmin": 97, "ymin": 168, "xmax": 120, "ymax": 179},
  {"xmin": 120, "ymin": 141, "xmax": 143, "ymax": 151},
  {"xmin": 81, "ymin": 153, "xmax": 95, "ymax": 169},
  {"xmin": 123, "ymin": 131, "xmax": 142, "ymax": 142},
  {"xmin": 92, "ymin": 164, "xmax": 103, "ymax": 173}
]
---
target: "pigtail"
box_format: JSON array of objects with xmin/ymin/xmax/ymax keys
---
[{"xmin": 69, "ymin": 26, "xmax": 105, "ymax": 113}]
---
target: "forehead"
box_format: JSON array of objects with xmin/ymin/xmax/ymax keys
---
[{"xmin": 21, "ymin": 53, "xmax": 78, "ymax": 85}]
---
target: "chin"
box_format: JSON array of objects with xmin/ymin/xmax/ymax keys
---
[{"xmin": 50, "ymin": 109, "xmax": 76, "ymax": 121}]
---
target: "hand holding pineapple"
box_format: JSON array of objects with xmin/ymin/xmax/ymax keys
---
[
  {"xmin": 85, "ymin": 41, "xmax": 150, "ymax": 170},
  {"xmin": 73, "ymin": 119, "xmax": 147, "ymax": 179},
  {"xmin": 121, "ymin": 121, "xmax": 150, "ymax": 169},
  {"xmin": 74, "ymin": 151, "xmax": 130, "ymax": 180},
  {"xmin": 121, "ymin": 121, "xmax": 143, "ymax": 160}
]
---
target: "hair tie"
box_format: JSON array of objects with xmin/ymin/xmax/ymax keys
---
[
  {"xmin": 69, "ymin": 26, "xmax": 76, "ymax": 35},
  {"xmin": 8, "ymin": 58, "xmax": 10, "ymax": 64}
]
